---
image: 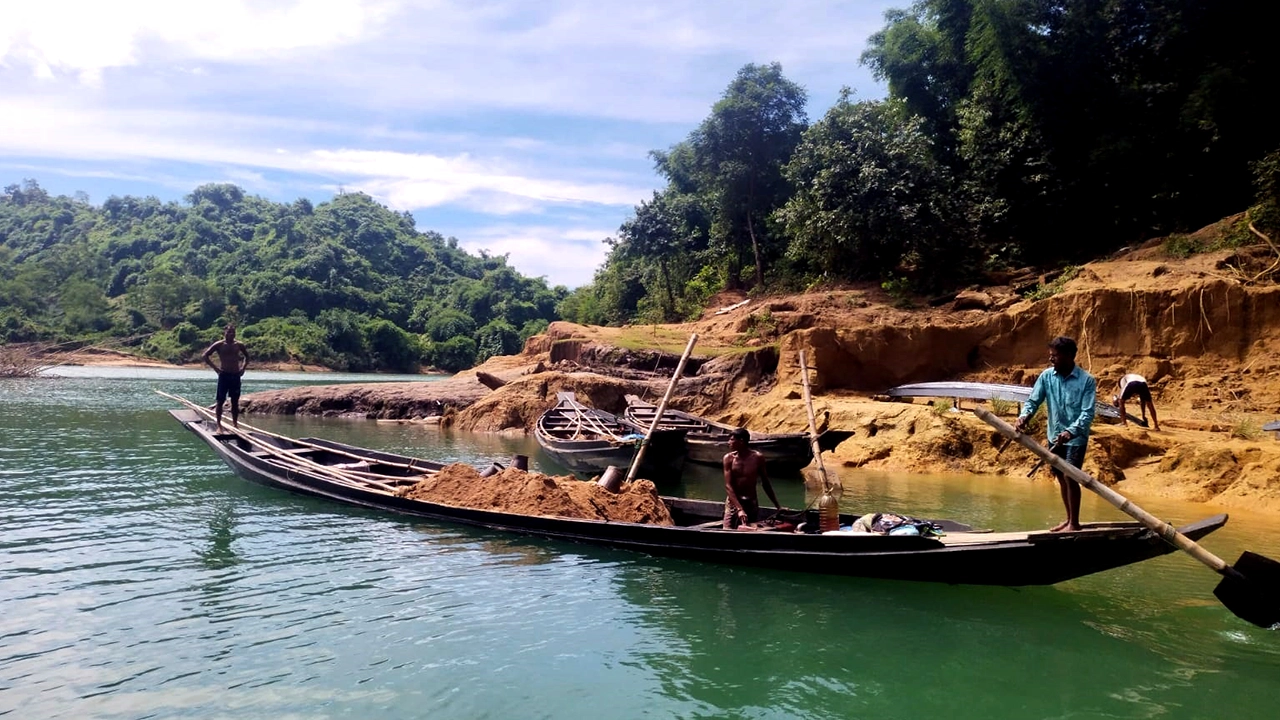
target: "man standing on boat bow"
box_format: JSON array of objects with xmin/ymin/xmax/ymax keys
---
[
  {"xmin": 1015, "ymin": 336, "xmax": 1096, "ymax": 533},
  {"xmin": 203, "ymin": 323, "xmax": 250, "ymax": 431},
  {"xmin": 723, "ymin": 428, "xmax": 781, "ymax": 530}
]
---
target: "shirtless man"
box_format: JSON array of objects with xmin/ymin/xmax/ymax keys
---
[
  {"xmin": 1113, "ymin": 373, "xmax": 1161, "ymax": 431},
  {"xmin": 722, "ymin": 428, "xmax": 781, "ymax": 529},
  {"xmin": 202, "ymin": 324, "xmax": 250, "ymax": 431}
]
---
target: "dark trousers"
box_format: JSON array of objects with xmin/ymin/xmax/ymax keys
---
[{"xmin": 216, "ymin": 372, "xmax": 242, "ymax": 408}]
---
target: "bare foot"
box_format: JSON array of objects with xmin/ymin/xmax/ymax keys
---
[
  {"xmin": 1051, "ymin": 523, "xmax": 1082, "ymax": 533},
  {"xmin": 1049, "ymin": 520, "xmax": 1069, "ymax": 532}
]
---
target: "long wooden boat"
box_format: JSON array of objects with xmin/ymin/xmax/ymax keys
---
[
  {"xmin": 623, "ymin": 395, "xmax": 855, "ymax": 472},
  {"xmin": 170, "ymin": 407, "xmax": 1229, "ymax": 586},
  {"xmin": 534, "ymin": 392, "xmax": 687, "ymax": 477}
]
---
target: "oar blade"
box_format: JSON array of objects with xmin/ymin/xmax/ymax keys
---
[{"xmin": 1213, "ymin": 551, "xmax": 1280, "ymax": 629}]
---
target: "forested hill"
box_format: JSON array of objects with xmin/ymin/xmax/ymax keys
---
[
  {"xmin": 558, "ymin": 0, "xmax": 1280, "ymax": 327},
  {"xmin": 0, "ymin": 181, "xmax": 566, "ymax": 372}
]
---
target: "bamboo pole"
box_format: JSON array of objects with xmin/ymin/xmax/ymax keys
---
[
  {"xmin": 974, "ymin": 407, "xmax": 1230, "ymax": 572},
  {"xmin": 161, "ymin": 391, "xmax": 403, "ymax": 493},
  {"xmin": 625, "ymin": 333, "xmax": 698, "ymax": 483},
  {"xmin": 157, "ymin": 390, "xmax": 439, "ymax": 475},
  {"xmin": 798, "ymin": 350, "xmax": 834, "ymax": 494}
]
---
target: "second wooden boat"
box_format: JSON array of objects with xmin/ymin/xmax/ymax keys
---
[
  {"xmin": 624, "ymin": 395, "xmax": 854, "ymax": 472},
  {"xmin": 535, "ymin": 392, "xmax": 687, "ymax": 477}
]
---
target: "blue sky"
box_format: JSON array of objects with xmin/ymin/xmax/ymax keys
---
[{"xmin": 1, "ymin": 0, "xmax": 894, "ymax": 288}]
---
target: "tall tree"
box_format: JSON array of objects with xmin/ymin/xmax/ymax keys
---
[
  {"xmin": 668, "ymin": 62, "xmax": 808, "ymax": 289},
  {"xmin": 779, "ymin": 94, "xmax": 961, "ymax": 287}
]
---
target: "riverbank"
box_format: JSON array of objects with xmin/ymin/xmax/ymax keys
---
[{"xmin": 47, "ymin": 220, "xmax": 1280, "ymax": 512}]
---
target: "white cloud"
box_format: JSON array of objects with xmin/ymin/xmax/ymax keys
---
[
  {"xmin": 0, "ymin": 101, "xmax": 647, "ymax": 212},
  {"xmin": 453, "ymin": 224, "xmax": 612, "ymax": 288},
  {"xmin": 1, "ymin": 0, "xmax": 392, "ymax": 83}
]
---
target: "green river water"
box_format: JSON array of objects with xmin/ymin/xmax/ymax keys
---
[{"xmin": 1, "ymin": 367, "xmax": 1277, "ymax": 719}]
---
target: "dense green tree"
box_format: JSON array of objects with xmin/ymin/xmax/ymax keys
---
[
  {"xmin": 779, "ymin": 94, "xmax": 960, "ymax": 287},
  {"xmin": 0, "ymin": 181, "xmax": 565, "ymax": 370},
  {"xmin": 475, "ymin": 319, "xmax": 520, "ymax": 363},
  {"xmin": 428, "ymin": 335, "xmax": 478, "ymax": 373},
  {"xmin": 662, "ymin": 62, "xmax": 808, "ymax": 289}
]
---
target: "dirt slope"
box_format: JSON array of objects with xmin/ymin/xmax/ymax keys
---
[{"xmin": 464, "ymin": 218, "xmax": 1280, "ymax": 512}]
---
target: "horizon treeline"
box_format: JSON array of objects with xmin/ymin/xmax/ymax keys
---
[
  {"xmin": 560, "ymin": 0, "xmax": 1280, "ymax": 325},
  {"xmin": 0, "ymin": 182, "xmax": 566, "ymax": 372}
]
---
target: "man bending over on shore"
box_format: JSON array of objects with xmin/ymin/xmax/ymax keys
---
[
  {"xmin": 1114, "ymin": 373, "xmax": 1161, "ymax": 431},
  {"xmin": 1015, "ymin": 336, "xmax": 1097, "ymax": 532},
  {"xmin": 203, "ymin": 324, "xmax": 250, "ymax": 431},
  {"xmin": 722, "ymin": 428, "xmax": 782, "ymax": 530}
]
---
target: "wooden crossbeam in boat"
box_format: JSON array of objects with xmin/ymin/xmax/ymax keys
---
[{"xmin": 248, "ymin": 447, "xmax": 315, "ymax": 458}]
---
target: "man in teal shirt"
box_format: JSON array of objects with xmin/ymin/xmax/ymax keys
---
[{"xmin": 1015, "ymin": 336, "xmax": 1097, "ymax": 532}]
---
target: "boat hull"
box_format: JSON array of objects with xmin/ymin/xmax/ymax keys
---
[
  {"xmin": 170, "ymin": 408, "xmax": 1229, "ymax": 587},
  {"xmin": 624, "ymin": 397, "xmax": 853, "ymax": 471},
  {"xmin": 535, "ymin": 395, "xmax": 686, "ymax": 477}
]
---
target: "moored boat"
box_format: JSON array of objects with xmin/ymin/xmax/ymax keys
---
[
  {"xmin": 535, "ymin": 392, "xmax": 687, "ymax": 477},
  {"xmin": 883, "ymin": 381, "xmax": 1147, "ymax": 426},
  {"xmin": 169, "ymin": 406, "xmax": 1229, "ymax": 586},
  {"xmin": 623, "ymin": 395, "xmax": 854, "ymax": 472}
]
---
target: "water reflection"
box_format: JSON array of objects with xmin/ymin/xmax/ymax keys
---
[
  {"xmin": 197, "ymin": 503, "xmax": 240, "ymax": 570},
  {"xmin": 611, "ymin": 563, "xmax": 1237, "ymax": 720}
]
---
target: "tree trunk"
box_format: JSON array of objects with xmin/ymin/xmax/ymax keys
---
[
  {"xmin": 659, "ymin": 257, "xmax": 675, "ymax": 319},
  {"xmin": 747, "ymin": 213, "xmax": 764, "ymax": 289}
]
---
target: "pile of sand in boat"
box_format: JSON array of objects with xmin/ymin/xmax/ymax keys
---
[{"xmin": 395, "ymin": 464, "xmax": 675, "ymax": 525}]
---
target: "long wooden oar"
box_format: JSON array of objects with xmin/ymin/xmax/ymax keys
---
[
  {"xmin": 625, "ymin": 333, "xmax": 698, "ymax": 483},
  {"xmin": 975, "ymin": 407, "xmax": 1280, "ymax": 629}
]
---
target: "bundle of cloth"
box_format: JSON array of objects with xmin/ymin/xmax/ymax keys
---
[{"xmin": 849, "ymin": 512, "xmax": 943, "ymax": 537}]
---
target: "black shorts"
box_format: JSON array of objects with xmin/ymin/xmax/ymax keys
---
[
  {"xmin": 216, "ymin": 372, "xmax": 242, "ymax": 405},
  {"xmin": 1051, "ymin": 442, "xmax": 1086, "ymax": 479},
  {"xmin": 1121, "ymin": 381, "xmax": 1152, "ymax": 405}
]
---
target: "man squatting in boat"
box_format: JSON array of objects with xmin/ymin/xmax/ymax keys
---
[
  {"xmin": 1015, "ymin": 336, "xmax": 1097, "ymax": 532},
  {"xmin": 202, "ymin": 323, "xmax": 250, "ymax": 431},
  {"xmin": 722, "ymin": 427, "xmax": 782, "ymax": 529},
  {"xmin": 1114, "ymin": 372, "xmax": 1161, "ymax": 431}
]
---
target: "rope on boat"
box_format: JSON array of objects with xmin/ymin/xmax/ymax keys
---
[{"xmin": 559, "ymin": 396, "xmax": 629, "ymax": 443}]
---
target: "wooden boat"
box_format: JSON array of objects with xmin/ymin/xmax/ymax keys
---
[
  {"xmin": 534, "ymin": 392, "xmax": 687, "ymax": 477},
  {"xmin": 623, "ymin": 395, "xmax": 854, "ymax": 472},
  {"xmin": 884, "ymin": 381, "xmax": 1147, "ymax": 426},
  {"xmin": 169, "ymin": 407, "xmax": 1229, "ymax": 586}
]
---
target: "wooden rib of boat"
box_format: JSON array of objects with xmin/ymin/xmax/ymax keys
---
[
  {"xmin": 169, "ymin": 407, "xmax": 1229, "ymax": 586},
  {"xmin": 623, "ymin": 395, "xmax": 854, "ymax": 472},
  {"xmin": 534, "ymin": 392, "xmax": 687, "ymax": 477},
  {"xmin": 884, "ymin": 381, "xmax": 1147, "ymax": 427}
]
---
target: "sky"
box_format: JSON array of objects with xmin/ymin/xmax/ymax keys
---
[{"xmin": 1, "ymin": 0, "xmax": 895, "ymax": 288}]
